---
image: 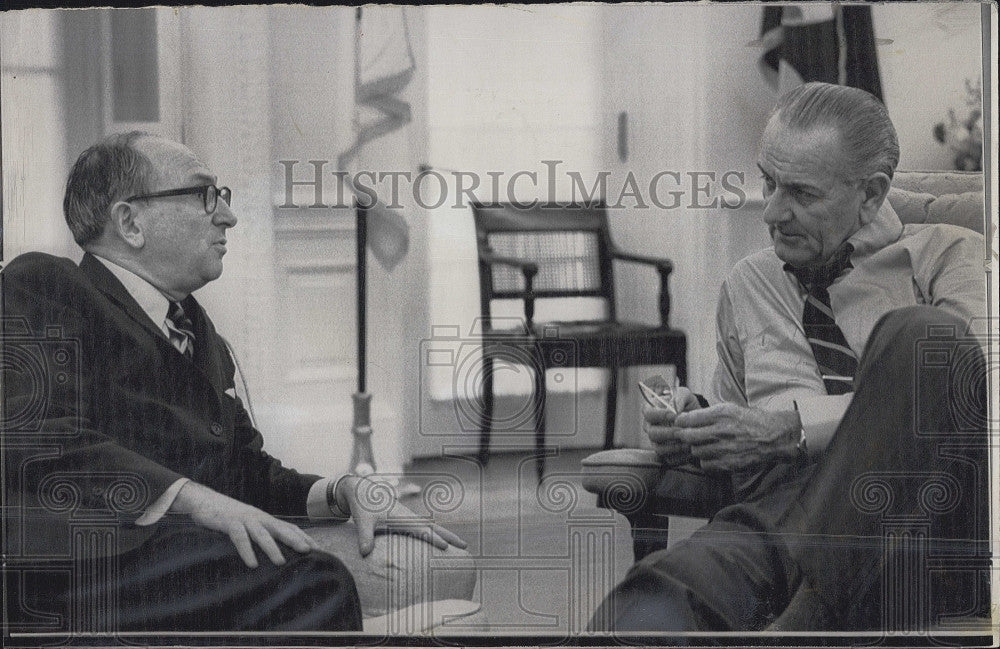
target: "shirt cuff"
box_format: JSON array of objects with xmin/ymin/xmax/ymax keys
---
[
  {"xmin": 306, "ymin": 476, "xmax": 352, "ymax": 520},
  {"xmin": 135, "ymin": 477, "xmax": 190, "ymax": 526},
  {"xmin": 795, "ymin": 393, "xmax": 854, "ymax": 458}
]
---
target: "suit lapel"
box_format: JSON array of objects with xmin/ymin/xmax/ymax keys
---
[
  {"xmin": 183, "ymin": 295, "xmax": 232, "ymax": 413},
  {"xmin": 79, "ymin": 253, "xmax": 169, "ymax": 343},
  {"xmin": 79, "ymin": 254, "xmax": 228, "ymax": 405}
]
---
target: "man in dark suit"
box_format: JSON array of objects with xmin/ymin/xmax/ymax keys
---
[{"xmin": 2, "ymin": 132, "xmax": 470, "ymax": 633}]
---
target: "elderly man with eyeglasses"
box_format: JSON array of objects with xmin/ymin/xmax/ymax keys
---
[{"xmin": 1, "ymin": 132, "xmax": 474, "ymax": 632}]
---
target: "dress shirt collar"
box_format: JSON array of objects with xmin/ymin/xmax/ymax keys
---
[
  {"xmin": 91, "ymin": 254, "xmax": 172, "ymax": 336},
  {"xmin": 845, "ymin": 198, "xmax": 904, "ymax": 261}
]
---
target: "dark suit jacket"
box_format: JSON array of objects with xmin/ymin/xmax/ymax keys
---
[{"xmin": 2, "ymin": 252, "xmax": 321, "ymax": 558}]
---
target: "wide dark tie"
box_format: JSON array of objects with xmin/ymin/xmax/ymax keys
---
[
  {"xmin": 166, "ymin": 300, "xmax": 196, "ymax": 358},
  {"xmin": 786, "ymin": 244, "xmax": 857, "ymax": 395}
]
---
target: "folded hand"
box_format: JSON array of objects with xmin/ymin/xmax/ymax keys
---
[
  {"xmin": 643, "ymin": 387, "xmax": 702, "ymax": 467},
  {"xmin": 672, "ymin": 404, "xmax": 800, "ymax": 472}
]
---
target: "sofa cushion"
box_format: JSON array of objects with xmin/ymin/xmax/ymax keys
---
[
  {"xmin": 886, "ymin": 187, "xmax": 984, "ymax": 234},
  {"xmin": 891, "ymin": 170, "xmax": 983, "ymax": 196}
]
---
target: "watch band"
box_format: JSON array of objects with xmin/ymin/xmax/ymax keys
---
[
  {"xmin": 792, "ymin": 400, "xmax": 808, "ymax": 462},
  {"xmin": 796, "ymin": 425, "xmax": 809, "ymax": 459},
  {"xmin": 325, "ymin": 475, "xmax": 352, "ymax": 520}
]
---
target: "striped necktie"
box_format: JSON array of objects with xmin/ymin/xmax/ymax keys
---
[
  {"xmin": 785, "ymin": 244, "xmax": 857, "ymax": 395},
  {"xmin": 166, "ymin": 300, "xmax": 196, "ymax": 358}
]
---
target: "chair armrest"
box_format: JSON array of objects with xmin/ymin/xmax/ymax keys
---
[
  {"xmin": 582, "ymin": 449, "xmax": 725, "ymax": 521},
  {"xmin": 610, "ymin": 248, "xmax": 674, "ymax": 327},
  {"xmin": 581, "ymin": 449, "xmax": 663, "ymax": 515},
  {"xmin": 477, "ymin": 247, "xmax": 539, "ymax": 328}
]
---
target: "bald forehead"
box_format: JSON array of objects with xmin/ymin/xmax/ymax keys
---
[{"xmin": 134, "ymin": 135, "xmax": 216, "ymax": 189}]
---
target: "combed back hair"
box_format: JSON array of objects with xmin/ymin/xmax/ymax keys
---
[
  {"xmin": 772, "ymin": 82, "xmax": 899, "ymax": 180},
  {"xmin": 63, "ymin": 131, "xmax": 156, "ymax": 245}
]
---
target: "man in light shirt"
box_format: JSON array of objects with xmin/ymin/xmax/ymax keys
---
[
  {"xmin": 2, "ymin": 132, "xmax": 472, "ymax": 632},
  {"xmin": 590, "ymin": 83, "xmax": 988, "ymax": 631}
]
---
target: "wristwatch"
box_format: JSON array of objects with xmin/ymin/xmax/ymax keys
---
[
  {"xmin": 791, "ymin": 400, "xmax": 808, "ymax": 462},
  {"xmin": 795, "ymin": 426, "xmax": 809, "ymax": 461},
  {"xmin": 325, "ymin": 475, "xmax": 352, "ymax": 520}
]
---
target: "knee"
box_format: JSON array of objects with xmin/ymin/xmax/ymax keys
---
[
  {"xmin": 433, "ymin": 544, "xmax": 477, "ymax": 602},
  {"xmin": 368, "ymin": 535, "xmax": 477, "ymax": 603},
  {"xmin": 866, "ymin": 306, "xmax": 965, "ymax": 354},
  {"xmin": 297, "ymin": 548, "xmax": 360, "ymax": 592},
  {"xmin": 288, "ymin": 550, "xmax": 363, "ymax": 628},
  {"xmin": 861, "ymin": 306, "xmax": 970, "ymax": 371}
]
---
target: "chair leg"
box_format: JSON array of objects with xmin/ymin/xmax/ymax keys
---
[
  {"xmin": 478, "ymin": 353, "xmax": 494, "ymax": 468},
  {"xmin": 534, "ymin": 363, "xmax": 546, "ymax": 483},
  {"xmin": 602, "ymin": 366, "xmax": 619, "ymax": 450}
]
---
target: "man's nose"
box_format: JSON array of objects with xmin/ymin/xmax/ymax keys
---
[
  {"xmin": 761, "ymin": 188, "xmax": 791, "ymax": 226},
  {"xmin": 213, "ymin": 200, "xmax": 238, "ymax": 228}
]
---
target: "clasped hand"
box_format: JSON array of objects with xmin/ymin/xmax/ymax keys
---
[{"xmin": 644, "ymin": 388, "xmax": 801, "ymax": 473}]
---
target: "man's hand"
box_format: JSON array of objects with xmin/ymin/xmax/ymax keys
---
[
  {"xmin": 335, "ymin": 475, "xmax": 468, "ymax": 557},
  {"xmin": 672, "ymin": 404, "xmax": 801, "ymax": 472},
  {"xmin": 643, "ymin": 387, "xmax": 703, "ymax": 467},
  {"xmin": 171, "ymin": 481, "xmax": 320, "ymax": 568}
]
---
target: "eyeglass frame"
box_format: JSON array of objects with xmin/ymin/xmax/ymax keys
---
[{"xmin": 126, "ymin": 184, "xmax": 232, "ymax": 214}]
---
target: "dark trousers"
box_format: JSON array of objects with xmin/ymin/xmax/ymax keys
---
[
  {"xmin": 12, "ymin": 520, "xmax": 363, "ymax": 633},
  {"xmin": 589, "ymin": 306, "xmax": 990, "ymax": 632}
]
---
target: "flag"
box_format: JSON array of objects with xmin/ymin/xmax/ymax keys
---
[
  {"xmin": 758, "ymin": 4, "xmax": 883, "ymax": 101},
  {"xmin": 337, "ymin": 6, "xmax": 414, "ymax": 272}
]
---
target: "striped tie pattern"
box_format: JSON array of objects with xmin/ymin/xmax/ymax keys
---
[
  {"xmin": 166, "ymin": 300, "xmax": 196, "ymax": 358},
  {"xmin": 786, "ymin": 244, "xmax": 857, "ymax": 395}
]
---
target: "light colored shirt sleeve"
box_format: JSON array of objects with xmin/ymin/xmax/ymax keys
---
[
  {"xmin": 306, "ymin": 477, "xmax": 334, "ymax": 519},
  {"xmin": 919, "ymin": 226, "xmax": 987, "ymax": 332},
  {"xmin": 795, "ymin": 392, "xmax": 854, "ymax": 457},
  {"xmin": 709, "ymin": 281, "xmax": 748, "ymax": 406},
  {"xmin": 135, "ymin": 477, "xmax": 190, "ymax": 526}
]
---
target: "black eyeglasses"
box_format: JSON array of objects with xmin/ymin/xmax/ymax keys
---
[{"xmin": 127, "ymin": 185, "xmax": 232, "ymax": 214}]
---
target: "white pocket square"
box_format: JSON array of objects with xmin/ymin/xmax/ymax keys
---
[{"xmin": 224, "ymin": 387, "xmax": 237, "ymax": 398}]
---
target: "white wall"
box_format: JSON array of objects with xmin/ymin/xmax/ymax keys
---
[
  {"xmin": 1, "ymin": 11, "xmax": 75, "ymax": 262},
  {"xmin": 874, "ymin": 3, "xmax": 984, "ymax": 170},
  {"xmin": 414, "ymin": 5, "xmax": 611, "ymax": 457}
]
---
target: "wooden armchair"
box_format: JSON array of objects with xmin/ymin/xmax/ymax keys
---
[{"xmin": 472, "ymin": 201, "xmax": 688, "ymax": 481}]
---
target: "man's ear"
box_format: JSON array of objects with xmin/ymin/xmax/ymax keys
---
[
  {"xmin": 109, "ymin": 200, "xmax": 145, "ymax": 249},
  {"xmin": 858, "ymin": 172, "xmax": 891, "ymax": 226}
]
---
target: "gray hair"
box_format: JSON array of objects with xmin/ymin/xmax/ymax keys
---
[
  {"xmin": 772, "ymin": 82, "xmax": 899, "ymax": 180},
  {"xmin": 63, "ymin": 131, "xmax": 155, "ymax": 245}
]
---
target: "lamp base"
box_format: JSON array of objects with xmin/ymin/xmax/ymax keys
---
[
  {"xmin": 349, "ymin": 392, "xmax": 422, "ymax": 497},
  {"xmin": 349, "ymin": 392, "xmax": 376, "ymax": 476}
]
